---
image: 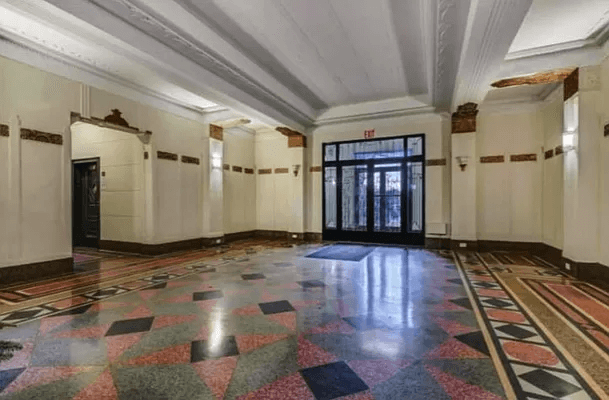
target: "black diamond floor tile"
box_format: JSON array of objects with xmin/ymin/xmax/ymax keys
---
[
  {"xmin": 142, "ymin": 282, "xmax": 167, "ymax": 290},
  {"xmin": 301, "ymin": 361, "xmax": 369, "ymax": 400},
  {"xmin": 482, "ymin": 298, "xmax": 513, "ymax": 308},
  {"xmin": 54, "ymin": 304, "xmax": 93, "ymax": 316},
  {"xmin": 193, "ymin": 291, "xmax": 223, "ymax": 301},
  {"xmin": 242, "ymin": 273, "xmax": 266, "ymax": 280},
  {"xmin": 105, "ymin": 317, "xmax": 154, "ymax": 337},
  {"xmin": 496, "ymin": 324, "xmax": 536, "ymax": 340},
  {"xmin": 473, "ymin": 282, "xmax": 499, "ymax": 289},
  {"xmin": 258, "ymin": 300, "xmax": 295, "ymax": 315},
  {"xmin": 1, "ymin": 309, "xmax": 44, "ymax": 322},
  {"xmin": 191, "ymin": 336, "xmax": 239, "ymax": 362},
  {"xmin": 447, "ymin": 278, "xmax": 463, "ymax": 285},
  {"xmin": 449, "ymin": 298, "xmax": 473, "ymax": 310},
  {"xmin": 519, "ymin": 369, "xmax": 582, "ymax": 398},
  {"xmin": 455, "ymin": 331, "xmax": 490, "ymax": 356},
  {"xmin": 298, "ymin": 280, "xmax": 326, "ymax": 289},
  {"xmin": 0, "ymin": 368, "xmax": 26, "ymax": 391}
]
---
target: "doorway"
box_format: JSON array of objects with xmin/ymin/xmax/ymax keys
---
[
  {"xmin": 322, "ymin": 135, "xmax": 425, "ymax": 245},
  {"xmin": 72, "ymin": 158, "xmax": 100, "ymax": 248}
]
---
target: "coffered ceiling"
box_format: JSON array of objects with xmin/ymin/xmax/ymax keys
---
[{"xmin": 0, "ymin": 0, "xmax": 607, "ymax": 132}]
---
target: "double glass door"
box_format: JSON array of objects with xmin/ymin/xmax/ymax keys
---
[{"xmin": 323, "ymin": 135, "xmax": 424, "ymax": 245}]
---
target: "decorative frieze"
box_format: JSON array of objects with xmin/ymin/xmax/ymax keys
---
[
  {"xmin": 181, "ymin": 155, "xmax": 200, "ymax": 165},
  {"xmin": 210, "ymin": 124, "xmax": 223, "ymax": 141},
  {"xmin": 103, "ymin": 109, "xmax": 130, "ymax": 128},
  {"xmin": 544, "ymin": 149, "xmax": 554, "ymax": 159},
  {"xmin": 288, "ymin": 135, "xmax": 307, "ymax": 148},
  {"xmin": 223, "ymin": 164, "xmax": 230, "ymax": 170},
  {"xmin": 310, "ymin": 166, "xmax": 322, "ymax": 172},
  {"xmin": 480, "ymin": 155, "xmax": 504, "ymax": 163},
  {"xmin": 425, "ymin": 158, "xmax": 447, "ymax": 166},
  {"xmin": 451, "ymin": 103, "xmax": 478, "ymax": 134},
  {"xmin": 258, "ymin": 168, "xmax": 272, "ymax": 175},
  {"xmin": 0, "ymin": 124, "xmax": 8, "ymax": 137},
  {"xmin": 275, "ymin": 168, "xmax": 289, "ymax": 174},
  {"xmin": 564, "ymin": 68, "xmax": 579, "ymax": 101},
  {"xmin": 510, "ymin": 153, "xmax": 537, "ymax": 162},
  {"xmin": 232, "ymin": 166, "xmax": 243, "ymax": 173},
  {"xmin": 244, "ymin": 168, "xmax": 254, "ymax": 174},
  {"xmin": 555, "ymin": 145, "xmax": 564, "ymax": 155},
  {"xmin": 157, "ymin": 151, "xmax": 178, "ymax": 161},
  {"xmin": 604, "ymin": 123, "xmax": 609, "ymax": 137},
  {"xmin": 20, "ymin": 129, "xmax": 63, "ymax": 145}
]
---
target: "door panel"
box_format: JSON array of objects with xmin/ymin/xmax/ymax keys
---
[
  {"xmin": 73, "ymin": 160, "xmax": 100, "ymax": 248},
  {"xmin": 341, "ymin": 165, "xmax": 367, "ymax": 231}
]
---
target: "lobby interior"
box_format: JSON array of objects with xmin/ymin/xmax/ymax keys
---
[{"xmin": 1, "ymin": 0, "xmax": 609, "ymax": 399}]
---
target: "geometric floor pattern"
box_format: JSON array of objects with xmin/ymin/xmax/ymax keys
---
[
  {"xmin": 455, "ymin": 251, "xmax": 607, "ymax": 400},
  {"xmin": 0, "ymin": 245, "xmax": 506, "ymax": 399}
]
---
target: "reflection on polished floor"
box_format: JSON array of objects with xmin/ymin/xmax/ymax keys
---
[{"xmin": 0, "ymin": 243, "xmax": 607, "ymax": 399}]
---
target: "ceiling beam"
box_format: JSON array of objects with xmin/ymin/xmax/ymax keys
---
[
  {"xmin": 491, "ymin": 68, "xmax": 575, "ymax": 88},
  {"xmin": 451, "ymin": 0, "xmax": 533, "ymax": 109}
]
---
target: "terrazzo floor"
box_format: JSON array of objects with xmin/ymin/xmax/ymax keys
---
[{"xmin": 0, "ymin": 243, "xmax": 606, "ymax": 399}]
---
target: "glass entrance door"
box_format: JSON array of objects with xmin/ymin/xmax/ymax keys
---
[{"xmin": 322, "ymin": 135, "xmax": 425, "ymax": 245}]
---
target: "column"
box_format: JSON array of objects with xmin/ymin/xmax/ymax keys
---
[
  {"xmin": 450, "ymin": 103, "xmax": 478, "ymax": 249},
  {"xmin": 202, "ymin": 124, "xmax": 224, "ymax": 243},
  {"xmin": 288, "ymin": 134, "xmax": 306, "ymax": 240}
]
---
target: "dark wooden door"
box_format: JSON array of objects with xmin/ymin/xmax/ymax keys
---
[{"xmin": 72, "ymin": 159, "xmax": 100, "ymax": 248}]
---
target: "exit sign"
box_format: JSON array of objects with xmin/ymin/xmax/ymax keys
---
[{"xmin": 364, "ymin": 129, "xmax": 375, "ymax": 139}]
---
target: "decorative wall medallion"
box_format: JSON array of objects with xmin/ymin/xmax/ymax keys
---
[
  {"xmin": 510, "ymin": 153, "xmax": 537, "ymax": 162},
  {"xmin": 555, "ymin": 145, "xmax": 564, "ymax": 155},
  {"xmin": 288, "ymin": 135, "xmax": 307, "ymax": 148},
  {"xmin": 564, "ymin": 68, "xmax": 579, "ymax": 101},
  {"xmin": 210, "ymin": 124, "xmax": 223, "ymax": 141},
  {"xmin": 244, "ymin": 168, "xmax": 254, "ymax": 174},
  {"xmin": 258, "ymin": 168, "xmax": 272, "ymax": 175},
  {"xmin": 604, "ymin": 123, "xmax": 609, "ymax": 137},
  {"xmin": 274, "ymin": 168, "xmax": 289, "ymax": 174},
  {"xmin": 480, "ymin": 155, "xmax": 504, "ymax": 163},
  {"xmin": 223, "ymin": 164, "xmax": 230, "ymax": 170},
  {"xmin": 157, "ymin": 151, "xmax": 178, "ymax": 161},
  {"xmin": 103, "ymin": 109, "xmax": 130, "ymax": 127},
  {"xmin": 232, "ymin": 166, "xmax": 242, "ymax": 172},
  {"xmin": 451, "ymin": 103, "xmax": 478, "ymax": 133},
  {"xmin": 425, "ymin": 158, "xmax": 447, "ymax": 166},
  {"xmin": 181, "ymin": 155, "xmax": 200, "ymax": 165},
  {"xmin": 491, "ymin": 69, "xmax": 574, "ymax": 88},
  {"xmin": 544, "ymin": 149, "xmax": 554, "ymax": 159},
  {"xmin": 20, "ymin": 129, "xmax": 62, "ymax": 145},
  {"xmin": 310, "ymin": 166, "xmax": 322, "ymax": 172},
  {"xmin": 0, "ymin": 124, "xmax": 8, "ymax": 137}
]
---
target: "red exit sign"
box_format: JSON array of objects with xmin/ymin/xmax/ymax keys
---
[{"xmin": 364, "ymin": 129, "xmax": 375, "ymax": 139}]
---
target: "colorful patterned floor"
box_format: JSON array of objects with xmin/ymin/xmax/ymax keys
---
[{"xmin": 0, "ymin": 245, "xmax": 607, "ymax": 399}]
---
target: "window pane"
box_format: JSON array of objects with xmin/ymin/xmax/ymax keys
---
[
  {"xmin": 339, "ymin": 138, "xmax": 404, "ymax": 160},
  {"xmin": 407, "ymin": 137, "xmax": 423, "ymax": 157},
  {"xmin": 324, "ymin": 145, "xmax": 337, "ymax": 161},
  {"xmin": 324, "ymin": 167, "xmax": 337, "ymax": 229},
  {"xmin": 408, "ymin": 162, "xmax": 423, "ymax": 232},
  {"xmin": 342, "ymin": 165, "xmax": 367, "ymax": 231}
]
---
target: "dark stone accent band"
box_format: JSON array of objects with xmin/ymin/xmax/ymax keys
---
[
  {"xmin": 157, "ymin": 151, "xmax": 178, "ymax": 161},
  {"xmin": 258, "ymin": 169, "xmax": 272, "ymax": 175},
  {"xmin": 544, "ymin": 149, "xmax": 554, "ymax": 159},
  {"xmin": 20, "ymin": 128, "xmax": 62, "ymax": 145},
  {"xmin": 144, "ymin": 151, "xmax": 149, "ymax": 160},
  {"xmin": 480, "ymin": 155, "xmax": 504, "ymax": 163},
  {"xmin": 181, "ymin": 155, "xmax": 200, "ymax": 165},
  {"xmin": 0, "ymin": 124, "xmax": 8, "ymax": 137},
  {"xmin": 426, "ymin": 158, "xmax": 447, "ymax": 166},
  {"xmin": 310, "ymin": 166, "xmax": 322, "ymax": 172},
  {"xmin": 274, "ymin": 168, "xmax": 289, "ymax": 174},
  {"xmin": 510, "ymin": 153, "xmax": 537, "ymax": 162},
  {"xmin": 604, "ymin": 123, "xmax": 609, "ymax": 137},
  {"xmin": 232, "ymin": 166, "xmax": 243, "ymax": 172},
  {"xmin": 223, "ymin": 164, "xmax": 230, "ymax": 170},
  {"xmin": 0, "ymin": 257, "xmax": 73, "ymax": 287},
  {"xmin": 555, "ymin": 145, "xmax": 564, "ymax": 155},
  {"xmin": 244, "ymin": 168, "xmax": 254, "ymax": 174}
]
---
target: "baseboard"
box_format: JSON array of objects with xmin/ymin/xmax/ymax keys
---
[
  {"xmin": 304, "ymin": 232, "xmax": 323, "ymax": 243},
  {"xmin": 478, "ymin": 240, "xmax": 537, "ymax": 252},
  {"xmin": 224, "ymin": 231, "xmax": 256, "ymax": 243},
  {"xmin": 425, "ymin": 237, "xmax": 450, "ymax": 249},
  {"xmin": 0, "ymin": 257, "xmax": 73, "ymax": 288},
  {"xmin": 255, "ymin": 230, "xmax": 288, "ymax": 239},
  {"xmin": 450, "ymin": 239, "xmax": 479, "ymax": 251}
]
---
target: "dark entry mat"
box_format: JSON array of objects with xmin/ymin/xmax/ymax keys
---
[{"xmin": 306, "ymin": 245, "xmax": 375, "ymax": 262}]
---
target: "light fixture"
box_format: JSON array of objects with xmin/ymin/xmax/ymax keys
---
[
  {"xmin": 211, "ymin": 154, "xmax": 222, "ymax": 169},
  {"xmin": 456, "ymin": 156, "xmax": 469, "ymax": 171}
]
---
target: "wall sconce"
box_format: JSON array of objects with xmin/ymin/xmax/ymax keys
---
[
  {"xmin": 563, "ymin": 132, "xmax": 576, "ymax": 152},
  {"xmin": 293, "ymin": 164, "xmax": 301, "ymax": 177},
  {"xmin": 211, "ymin": 154, "xmax": 222, "ymax": 169},
  {"xmin": 456, "ymin": 156, "xmax": 469, "ymax": 171}
]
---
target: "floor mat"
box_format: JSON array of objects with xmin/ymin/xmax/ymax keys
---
[{"xmin": 306, "ymin": 245, "xmax": 375, "ymax": 262}]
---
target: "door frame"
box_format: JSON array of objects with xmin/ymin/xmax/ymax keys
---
[
  {"xmin": 321, "ymin": 134, "xmax": 425, "ymax": 245},
  {"xmin": 72, "ymin": 157, "xmax": 101, "ymax": 249}
]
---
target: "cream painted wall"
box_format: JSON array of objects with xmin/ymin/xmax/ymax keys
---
[
  {"xmin": 476, "ymin": 110, "xmax": 544, "ymax": 242},
  {"xmin": 0, "ymin": 56, "xmax": 79, "ymax": 268},
  {"xmin": 306, "ymin": 114, "xmax": 451, "ymax": 238},
  {"xmin": 71, "ymin": 123, "xmax": 144, "ymax": 243},
  {"xmin": 255, "ymin": 132, "xmax": 292, "ymax": 232},
  {"xmin": 541, "ymin": 90, "xmax": 564, "ymax": 250},
  {"xmin": 223, "ymin": 129, "xmax": 256, "ymax": 234},
  {"xmin": 600, "ymin": 56, "xmax": 609, "ymax": 267}
]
